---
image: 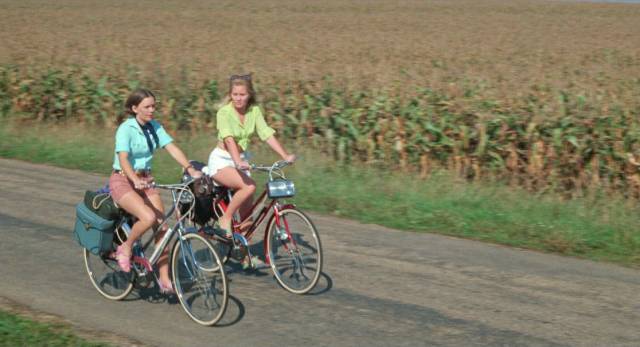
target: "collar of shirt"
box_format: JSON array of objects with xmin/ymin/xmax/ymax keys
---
[
  {"xmin": 124, "ymin": 117, "xmax": 147, "ymax": 134},
  {"xmin": 226, "ymin": 104, "xmax": 258, "ymax": 126}
]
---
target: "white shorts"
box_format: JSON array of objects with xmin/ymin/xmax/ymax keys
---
[{"xmin": 206, "ymin": 147, "xmax": 249, "ymax": 178}]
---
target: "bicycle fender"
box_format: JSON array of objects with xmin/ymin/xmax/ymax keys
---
[{"xmin": 276, "ymin": 203, "xmax": 296, "ymax": 211}]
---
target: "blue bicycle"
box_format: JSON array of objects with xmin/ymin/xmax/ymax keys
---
[{"xmin": 83, "ymin": 180, "xmax": 229, "ymax": 326}]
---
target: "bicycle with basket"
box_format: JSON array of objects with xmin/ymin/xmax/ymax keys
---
[{"xmin": 180, "ymin": 159, "xmax": 323, "ymax": 295}]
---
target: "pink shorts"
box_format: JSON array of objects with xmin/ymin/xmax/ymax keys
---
[{"xmin": 109, "ymin": 171, "xmax": 159, "ymax": 203}]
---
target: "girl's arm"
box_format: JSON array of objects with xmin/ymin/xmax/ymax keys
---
[
  {"xmin": 265, "ymin": 136, "xmax": 296, "ymax": 162},
  {"xmin": 164, "ymin": 143, "xmax": 202, "ymax": 177},
  {"xmin": 118, "ymin": 152, "xmax": 146, "ymax": 188},
  {"xmin": 255, "ymin": 108, "xmax": 294, "ymax": 162},
  {"xmin": 224, "ymin": 136, "xmax": 250, "ymax": 170}
]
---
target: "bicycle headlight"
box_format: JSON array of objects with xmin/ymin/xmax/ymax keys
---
[{"xmin": 267, "ymin": 179, "xmax": 295, "ymax": 198}]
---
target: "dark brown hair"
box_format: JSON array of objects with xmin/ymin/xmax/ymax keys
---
[{"xmin": 124, "ymin": 88, "xmax": 156, "ymax": 116}]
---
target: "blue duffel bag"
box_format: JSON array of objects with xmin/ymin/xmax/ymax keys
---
[{"xmin": 73, "ymin": 202, "xmax": 115, "ymax": 255}]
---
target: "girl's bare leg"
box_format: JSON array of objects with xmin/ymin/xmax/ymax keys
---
[
  {"xmin": 145, "ymin": 193, "xmax": 170, "ymax": 287},
  {"xmin": 116, "ymin": 191, "xmax": 158, "ymax": 258},
  {"xmin": 213, "ymin": 167, "xmax": 256, "ymax": 233}
]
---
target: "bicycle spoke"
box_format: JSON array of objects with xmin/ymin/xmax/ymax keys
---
[
  {"xmin": 84, "ymin": 248, "xmax": 134, "ymax": 300},
  {"xmin": 268, "ymin": 209, "xmax": 322, "ymax": 294},
  {"xmin": 172, "ymin": 233, "xmax": 228, "ymax": 326}
]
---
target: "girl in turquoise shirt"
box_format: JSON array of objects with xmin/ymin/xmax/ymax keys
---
[{"xmin": 110, "ymin": 88, "xmax": 201, "ymax": 293}]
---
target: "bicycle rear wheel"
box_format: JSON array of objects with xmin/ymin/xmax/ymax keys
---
[
  {"xmin": 266, "ymin": 208, "xmax": 323, "ymax": 294},
  {"xmin": 83, "ymin": 246, "xmax": 134, "ymax": 300},
  {"xmin": 171, "ymin": 233, "xmax": 228, "ymax": 326}
]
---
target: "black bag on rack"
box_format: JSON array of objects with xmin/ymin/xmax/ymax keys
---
[
  {"xmin": 83, "ymin": 190, "xmax": 122, "ymax": 221},
  {"xmin": 181, "ymin": 161, "xmax": 216, "ymax": 225}
]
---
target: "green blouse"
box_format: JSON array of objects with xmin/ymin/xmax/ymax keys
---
[{"xmin": 216, "ymin": 103, "xmax": 275, "ymax": 151}]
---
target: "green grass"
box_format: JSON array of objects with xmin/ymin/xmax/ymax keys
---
[
  {"xmin": 2, "ymin": 122, "xmax": 639, "ymax": 267},
  {"xmin": 297, "ymin": 159, "xmax": 640, "ymax": 265},
  {"xmin": 0, "ymin": 310, "xmax": 111, "ymax": 347}
]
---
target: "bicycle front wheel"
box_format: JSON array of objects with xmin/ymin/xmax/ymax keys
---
[
  {"xmin": 171, "ymin": 233, "xmax": 228, "ymax": 326},
  {"xmin": 266, "ymin": 208, "xmax": 323, "ymax": 294},
  {"xmin": 83, "ymin": 247, "xmax": 134, "ymax": 301}
]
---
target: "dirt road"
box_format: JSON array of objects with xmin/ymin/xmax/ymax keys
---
[{"xmin": 1, "ymin": 158, "xmax": 639, "ymax": 346}]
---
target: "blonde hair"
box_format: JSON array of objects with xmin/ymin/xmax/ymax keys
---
[{"xmin": 218, "ymin": 74, "xmax": 257, "ymax": 108}]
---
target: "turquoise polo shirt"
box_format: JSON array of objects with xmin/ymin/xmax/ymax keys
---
[{"xmin": 112, "ymin": 118, "xmax": 173, "ymax": 171}]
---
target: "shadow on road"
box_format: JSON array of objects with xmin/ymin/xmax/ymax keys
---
[
  {"xmin": 119, "ymin": 283, "xmax": 244, "ymax": 327},
  {"xmin": 121, "ymin": 283, "xmax": 180, "ymax": 305},
  {"xmin": 215, "ymin": 295, "xmax": 245, "ymax": 328},
  {"xmin": 307, "ymin": 271, "xmax": 333, "ymax": 295}
]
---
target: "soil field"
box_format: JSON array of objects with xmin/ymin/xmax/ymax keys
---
[{"xmin": 1, "ymin": 0, "xmax": 639, "ymax": 95}]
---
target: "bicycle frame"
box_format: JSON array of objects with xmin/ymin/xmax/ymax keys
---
[
  {"xmin": 84, "ymin": 177, "xmax": 230, "ymax": 325},
  {"xmin": 118, "ymin": 182, "xmax": 197, "ymax": 277},
  {"xmin": 199, "ymin": 160, "xmax": 322, "ymax": 294},
  {"xmin": 211, "ymin": 162, "xmax": 298, "ymax": 264}
]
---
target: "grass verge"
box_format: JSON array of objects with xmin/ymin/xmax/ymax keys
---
[
  {"xmin": 1, "ymin": 122, "xmax": 639, "ymax": 267},
  {"xmin": 0, "ymin": 309, "xmax": 111, "ymax": 347}
]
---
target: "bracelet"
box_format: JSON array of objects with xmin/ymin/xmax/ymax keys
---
[{"xmin": 185, "ymin": 164, "xmax": 193, "ymax": 170}]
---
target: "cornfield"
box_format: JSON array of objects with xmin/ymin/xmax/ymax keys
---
[
  {"xmin": 2, "ymin": 0, "xmax": 640, "ymax": 197},
  {"xmin": 2, "ymin": 64, "xmax": 640, "ymax": 198}
]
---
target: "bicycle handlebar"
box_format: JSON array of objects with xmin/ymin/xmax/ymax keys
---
[
  {"xmin": 250, "ymin": 160, "xmax": 293, "ymax": 172},
  {"xmin": 248, "ymin": 160, "xmax": 294, "ymax": 181},
  {"xmin": 144, "ymin": 177, "xmax": 195, "ymax": 190},
  {"xmin": 122, "ymin": 180, "xmax": 196, "ymax": 228}
]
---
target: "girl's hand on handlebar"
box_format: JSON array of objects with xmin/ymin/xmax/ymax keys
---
[
  {"xmin": 283, "ymin": 154, "xmax": 297, "ymax": 163},
  {"xmin": 235, "ymin": 160, "xmax": 251, "ymax": 170},
  {"xmin": 133, "ymin": 177, "xmax": 149, "ymax": 189},
  {"xmin": 187, "ymin": 166, "xmax": 203, "ymax": 178}
]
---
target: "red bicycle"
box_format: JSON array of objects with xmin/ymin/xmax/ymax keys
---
[{"xmin": 184, "ymin": 160, "xmax": 323, "ymax": 294}]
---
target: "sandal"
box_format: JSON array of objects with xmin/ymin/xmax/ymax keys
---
[
  {"xmin": 213, "ymin": 224, "xmax": 233, "ymax": 239},
  {"xmin": 158, "ymin": 281, "xmax": 175, "ymax": 295},
  {"xmin": 115, "ymin": 245, "xmax": 132, "ymax": 273}
]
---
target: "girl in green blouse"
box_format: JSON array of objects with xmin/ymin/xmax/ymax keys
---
[{"xmin": 208, "ymin": 74, "xmax": 296, "ymax": 239}]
